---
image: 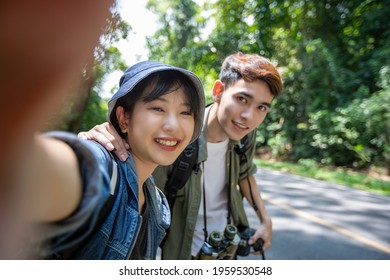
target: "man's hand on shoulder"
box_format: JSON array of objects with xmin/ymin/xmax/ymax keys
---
[{"xmin": 78, "ymin": 122, "xmax": 129, "ymax": 162}]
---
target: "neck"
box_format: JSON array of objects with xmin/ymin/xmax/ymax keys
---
[
  {"xmin": 206, "ymin": 104, "xmax": 229, "ymax": 143},
  {"xmin": 133, "ymin": 159, "xmax": 156, "ymax": 213}
]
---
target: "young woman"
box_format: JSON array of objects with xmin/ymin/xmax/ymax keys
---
[
  {"xmin": 23, "ymin": 61, "xmax": 205, "ymax": 259},
  {"xmin": 78, "ymin": 52, "xmax": 283, "ymax": 259}
]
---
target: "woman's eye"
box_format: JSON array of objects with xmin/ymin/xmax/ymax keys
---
[
  {"xmin": 181, "ymin": 110, "xmax": 193, "ymax": 116},
  {"xmin": 151, "ymin": 107, "xmax": 164, "ymax": 112}
]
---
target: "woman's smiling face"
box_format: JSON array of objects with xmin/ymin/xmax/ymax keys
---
[{"xmin": 124, "ymin": 86, "xmax": 195, "ymax": 169}]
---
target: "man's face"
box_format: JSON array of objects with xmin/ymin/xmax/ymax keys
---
[{"xmin": 215, "ymin": 79, "xmax": 273, "ymax": 141}]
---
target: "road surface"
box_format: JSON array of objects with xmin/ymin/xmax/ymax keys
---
[{"xmin": 241, "ymin": 168, "xmax": 390, "ymax": 260}]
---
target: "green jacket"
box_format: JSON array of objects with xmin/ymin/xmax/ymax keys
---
[{"xmin": 152, "ymin": 108, "xmax": 258, "ymax": 260}]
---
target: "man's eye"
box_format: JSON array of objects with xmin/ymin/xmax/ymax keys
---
[
  {"xmin": 258, "ymin": 105, "xmax": 269, "ymax": 112},
  {"xmin": 238, "ymin": 96, "xmax": 247, "ymax": 103}
]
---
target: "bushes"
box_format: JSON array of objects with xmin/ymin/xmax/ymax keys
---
[
  {"xmin": 267, "ymin": 88, "xmax": 390, "ymax": 173},
  {"xmin": 258, "ymin": 88, "xmax": 390, "ymax": 172}
]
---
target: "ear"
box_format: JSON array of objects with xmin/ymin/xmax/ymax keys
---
[
  {"xmin": 212, "ymin": 80, "xmax": 224, "ymax": 103},
  {"xmin": 115, "ymin": 106, "xmax": 129, "ymax": 133}
]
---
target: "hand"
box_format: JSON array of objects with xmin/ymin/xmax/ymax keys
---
[
  {"xmin": 248, "ymin": 219, "xmax": 272, "ymax": 253},
  {"xmin": 78, "ymin": 122, "xmax": 129, "ymax": 162}
]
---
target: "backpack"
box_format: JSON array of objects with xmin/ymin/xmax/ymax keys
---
[{"xmin": 164, "ymin": 138, "xmax": 199, "ymax": 211}]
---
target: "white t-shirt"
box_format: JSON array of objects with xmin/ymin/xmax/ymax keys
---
[{"xmin": 191, "ymin": 138, "xmax": 230, "ymax": 256}]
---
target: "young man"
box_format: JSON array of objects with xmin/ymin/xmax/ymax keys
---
[{"xmin": 80, "ymin": 52, "xmax": 283, "ymax": 259}]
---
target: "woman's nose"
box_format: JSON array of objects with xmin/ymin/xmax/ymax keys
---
[{"xmin": 163, "ymin": 113, "xmax": 180, "ymax": 131}]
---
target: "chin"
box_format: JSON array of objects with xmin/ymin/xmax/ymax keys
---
[
  {"xmin": 156, "ymin": 157, "xmax": 177, "ymax": 166},
  {"xmin": 231, "ymin": 127, "xmax": 252, "ymax": 141},
  {"xmin": 226, "ymin": 132, "xmax": 243, "ymax": 142}
]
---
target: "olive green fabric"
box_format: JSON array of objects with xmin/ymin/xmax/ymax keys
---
[{"xmin": 152, "ymin": 108, "xmax": 257, "ymax": 260}]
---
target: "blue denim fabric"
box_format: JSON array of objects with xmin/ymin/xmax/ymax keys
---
[{"xmin": 36, "ymin": 132, "xmax": 170, "ymax": 259}]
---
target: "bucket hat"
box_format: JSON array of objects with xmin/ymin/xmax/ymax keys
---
[{"xmin": 108, "ymin": 61, "xmax": 205, "ymax": 142}]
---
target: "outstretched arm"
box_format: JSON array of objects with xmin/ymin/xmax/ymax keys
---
[
  {"xmin": 78, "ymin": 122, "xmax": 129, "ymax": 162},
  {"xmin": 23, "ymin": 135, "xmax": 82, "ymax": 222},
  {"xmin": 239, "ymin": 175, "xmax": 272, "ymax": 252}
]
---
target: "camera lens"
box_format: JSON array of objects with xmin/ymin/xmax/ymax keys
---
[
  {"xmin": 224, "ymin": 224, "xmax": 238, "ymax": 240},
  {"xmin": 208, "ymin": 231, "xmax": 222, "ymax": 247}
]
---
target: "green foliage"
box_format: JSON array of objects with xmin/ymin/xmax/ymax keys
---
[
  {"xmin": 306, "ymin": 88, "xmax": 390, "ymax": 168},
  {"xmin": 79, "ymin": 94, "xmax": 109, "ymax": 132},
  {"xmin": 144, "ymin": 0, "xmax": 390, "ymax": 174},
  {"xmin": 78, "ymin": 44, "xmax": 128, "ymax": 131},
  {"xmin": 147, "ymin": 0, "xmax": 201, "ymax": 68},
  {"xmin": 46, "ymin": 2, "xmax": 130, "ymax": 133},
  {"xmin": 74, "ymin": 3, "xmax": 129, "ymax": 132}
]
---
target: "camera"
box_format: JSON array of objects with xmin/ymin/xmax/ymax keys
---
[
  {"xmin": 236, "ymin": 227, "xmax": 264, "ymax": 257},
  {"xmin": 195, "ymin": 230, "xmax": 223, "ymax": 260},
  {"xmin": 218, "ymin": 224, "xmax": 241, "ymax": 260},
  {"xmin": 196, "ymin": 225, "xmax": 265, "ymax": 260},
  {"xmin": 195, "ymin": 224, "xmax": 241, "ymax": 260}
]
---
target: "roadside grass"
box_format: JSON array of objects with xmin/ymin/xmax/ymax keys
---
[{"xmin": 254, "ymin": 158, "xmax": 390, "ymax": 196}]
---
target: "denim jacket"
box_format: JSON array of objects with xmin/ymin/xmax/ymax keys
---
[{"xmin": 31, "ymin": 132, "xmax": 170, "ymax": 260}]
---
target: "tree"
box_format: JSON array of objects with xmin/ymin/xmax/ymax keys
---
[
  {"xmin": 147, "ymin": 0, "xmax": 200, "ymax": 68},
  {"xmin": 44, "ymin": 1, "xmax": 129, "ymax": 132},
  {"xmin": 145, "ymin": 0, "xmax": 390, "ymax": 172}
]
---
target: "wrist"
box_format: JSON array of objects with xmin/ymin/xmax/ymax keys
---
[{"xmin": 261, "ymin": 216, "xmax": 272, "ymax": 227}]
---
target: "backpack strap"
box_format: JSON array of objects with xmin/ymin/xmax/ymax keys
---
[{"xmin": 165, "ymin": 138, "xmax": 199, "ymax": 211}]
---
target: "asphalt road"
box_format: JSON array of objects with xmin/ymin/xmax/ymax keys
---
[{"xmin": 240, "ymin": 168, "xmax": 390, "ymax": 260}]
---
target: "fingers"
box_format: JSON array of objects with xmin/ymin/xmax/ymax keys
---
[
  {"xmin": 249, "ymin": 235, "xmax": 269, "ymax": 256},
  {"xmin": 77, "ymin": 131, "xmax": 90, "ymax": 140},
  {"xmin": 78, "ymin": 122, "xmax": 129, "ymax": 162},
  {"xmin": 121, "ymin": 138, "xmax": 130, "ymax": 151},
  {"xmin": 103, "ymin": 124, "xmax": 129, "ymax": 162},
  {"xmin": 261, "ymin": 238, "xmax": 271, "ymax": 252},
  {"xmin": 248, "ymin": 227, "xmax": 272, "ymax": 252}
]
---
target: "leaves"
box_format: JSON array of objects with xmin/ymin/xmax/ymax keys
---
[
  {"xmin": 53, "ymin": 0, "xmax": 389, "ymax": 173},
  {"xmin": 47, "ymin": 1, "xmax": 129, "ymax": 133}
]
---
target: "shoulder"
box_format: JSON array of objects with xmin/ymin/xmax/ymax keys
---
[
  {"xmin": 152, "ymin": 165, "xmax": 172, "ymax": 188},
  {"xmin": 42, "ymin": 131, "xmax": 113, "ymax": 211},
  {"xmin": 45, "ymin": 131, "xmax": 114, "ymax": 170},
  {"xmin": 33, "ymin": 132, "xmax": 113, "ymax": 257}
]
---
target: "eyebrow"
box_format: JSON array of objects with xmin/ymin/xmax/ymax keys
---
[
  {"xmin": 153, "ymin": 96, "xmax": 192, "ymax": 108},
  {"xmin": 239, "ymin": 92, "xmax": 272, "ymax": 108}
]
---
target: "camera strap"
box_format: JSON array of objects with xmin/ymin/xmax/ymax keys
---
[
  {"xmin": 227, "ymin": 149, "xmax": 233, "ymax": 224},
  {"xmin": 201, "ymin": 162, "xmax": 208, "ymax": 242}
]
